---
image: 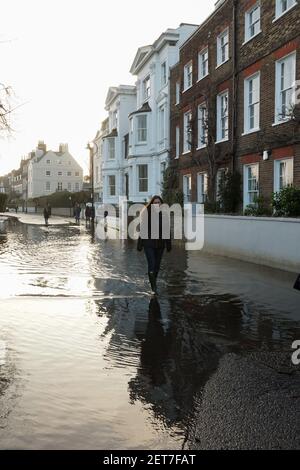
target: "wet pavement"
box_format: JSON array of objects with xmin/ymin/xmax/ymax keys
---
[{"xmin": 0, "ymin": 218, "xmax": 299, "ymax": 449}]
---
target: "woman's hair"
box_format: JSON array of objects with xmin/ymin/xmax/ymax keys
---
[{"xmin": 145, "ymin": 195, "xmax": 163, "ymax": 212}]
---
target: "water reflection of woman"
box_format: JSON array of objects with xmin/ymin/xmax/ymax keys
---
[{"xmin": 140, "ymin": 298, "xmax": 167, "ymax": 386}]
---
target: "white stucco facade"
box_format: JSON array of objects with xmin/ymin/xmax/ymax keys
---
[
  {"xmin": 127, "ymin": 23, "xmax": 198, "ymax": 203},
  {"xmin": 101, "ymin": 85, "xmax": 137, "ymax": 205},
  {"xmin": 27, "ymin": 144, "xmax": 83, "ymax": 199}
]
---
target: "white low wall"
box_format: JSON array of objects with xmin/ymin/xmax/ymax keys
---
[{"xmin": 203, "ymin": 215, "xmax": 300, "ymax": 273}]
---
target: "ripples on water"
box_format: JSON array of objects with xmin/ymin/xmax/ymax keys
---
[{"xmin": 0, "ymin": 220, "xmax": 299, "ymax": 449}]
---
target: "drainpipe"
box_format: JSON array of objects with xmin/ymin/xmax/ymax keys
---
[{"xmin": 231, "ymin": 0, "xmax": 238, "ymax": 173}]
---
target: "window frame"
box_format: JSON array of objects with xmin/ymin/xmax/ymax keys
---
[
  {"xmin": 216, "ymin": 90, "xmax": 229, "ymax": 143},
  {"xmin": 136, "ymin": 114, "xmax": 148, "ymax": 144},
  {"xmin": 274, "ymin": 0, "xmax": 297, "ymax": 21},
  {"xmin": 142, "ymin": 75, "xmax": 151, "ymax": 102},
  {"xmin": 138, "ymin": 164, "xmax": 148, "ymax": 193},
  {"xmin": 197, "ymin": 172, "xmax": 208, "ymax": 203},
  {"xmin": 197, "ymin": 103, "xmax": 208, "ymax": 149},
  {"xmin": 274, "ymin": 157, "xmax": 294, "ymax": 192},
  {"xmin": 244, "ymin": 2, "xmax": 261, "ymax": 43},
  {"xmin": 183, "ymin": 174, "xmax": 192, "ymax": 203},
  {"xmin": 183, "ymin": 110, "xmax": 193, "ymax": 153},
  {"xmin": 216, "ymin": 28, "xmax": 229, "ymax": 67},
  {"xmin": 183, "ymin": 61, "xmax": 193, "ymax": 92},
  {"xmin": 198, "ymin": 47, "xmax": 209, "ymax": 81},
  {"xmin": 274, "ymin": 51, "xmax": 296, "ymax": 124},
  {"xmin": 243, "ymin": 72, "xmax": 260, "ymax": 134},
  {"xmin": 243, "ymin": 163, "xmax": 259, "ymax": 208},
  {"xmin": 108, "ymin": 175, "xmax": 116, "ymax": 196}
]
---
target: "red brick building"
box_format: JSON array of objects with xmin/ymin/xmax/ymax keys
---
[{"xmin": 170, "ymin": 0, "xmax": 300, "ymax": 210}]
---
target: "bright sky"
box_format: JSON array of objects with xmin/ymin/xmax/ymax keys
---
[{"xmin": 0, "ymin": 0, "xmax": 215, "ymax": 176}]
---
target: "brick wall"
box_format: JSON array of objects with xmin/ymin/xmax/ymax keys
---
[{"xmin": 170, "ymin": 0, "xmax": 300, "ymax": 208}]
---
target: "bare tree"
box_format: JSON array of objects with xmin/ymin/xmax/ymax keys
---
[
  {"xmin": 0, "ymin": 82, "xmax": 14, "ymax": 133},
  {"xmin": 186, "ymin": 85, "xmax": 227, "ymax": 204}
]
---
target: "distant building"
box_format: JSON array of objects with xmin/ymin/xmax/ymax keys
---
[
  {"xmin": 27, "ymin": 141, "xmax": 83, "ymax": 198},
  {"xmin": 92, "ymin": 117, "xmax": 109, "ymax": 202}
]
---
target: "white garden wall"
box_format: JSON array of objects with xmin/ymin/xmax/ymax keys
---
[{"xmin": 203, "ymin": 215, "xmax": 300, "ymax": 273}]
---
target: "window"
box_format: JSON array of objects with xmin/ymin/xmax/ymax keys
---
[
  {"xmin": 245, "ymin": 3, "xmax": 261, "ymax": 42},
  {"xmin": 183, "ymin": 111, "xmax": 192, "ymax": 153},
  {"xmin": 58, "ymin": 171, "xmax": 62, "ymax": 176},
  {"xmin": 46, "ymin": 160, "xmax": 51, "ymax": 164},
  {"xmin": 46, "ymin": 170, "xmax": 51, "ymax": 176},
  {"xmin": 112, "ymin": 110, "xmax": 118, "ymax": 129},
  {"xmin": 137, "ymin": 115, "xmax": 147, "ymax": 143},
  {"xmin": 244, "ymin": 73, "xmax": 260, "ymax": 133},
  {"xmin": 216, "ymin": 91, "xmax": 229, "ymax": 142},
  {"xmin": 138, "ymin": 165, "xmax": 148, "ymax": 192},
  {"xmin": 275, "ymin": 52, "xmax": 296, "ymax": 123},
  {"xmin": 217, "ymin": 29, "xmax": 229, "ymax": 66},
  {"xmin": 197, "ymin": 173, "xmax": 208, "ymax": 203},
  {"xmin": 124, "ymin": 133, "xmax": 129, "ymax": 159},
  {"xmin": 108, "ymin": 138, "xmax": 115, "ymax": 159},
  {"xmin": 67, "ymin": 171, "xmax": 72, "ymax": 176},
  {"xmin": 57, "ymin": 182, "xmax": 63, "ymax": 191},
  {"xmin": 143, "ymin": 76, "xmax": 151, "ymax": 101},
  {"xmin": 68, "ymin": 182, "xmax": 72, "ymax": 191},
  {"xmin": 274, "ymin": 158, "xmax": 293, "ymax": 192},
  {"xmin": 46, "ymin": 182, "xmax": 51, "ymax": 192},
  {"xmin": 183, "ymin": 175, "xmax": 192, "ymax": 203},
  {"xmin": 161, "ymin": 61, "xmax": 167, "ymax": 87},
  {"xmin": 75, "ymin": 171, "xmax": 80, "ymax": 177},
  {"xmin": 244, "ymin": 164, "xmax": 259, "ymax": 207},
  {"xmin": 75, "ymin": 182, "xmax": 80, "ymax": 192},
  {"xmin": 108, "ymin": 175, "xmax": 116, "ymax": 196},
  {"xmin": 198, "ymin": 47, "xmax": 209, "ymax": 80},
  {"xmin": 183, "ymin": 61, "xmax": 193, "ymax": 91},
  {"xmin": 197, "ymin": 103, "xmax": 208, "ymax": 148},
  {"xmin": 175, "ymin": 126, "xmax": 180, "ymax": 158},
  {"xmin": 176, "ymin": 82, "xmax": 180, "ymax": 104},
  {"xmin": 159, "ymin": 106, "xmax": 165, "ymax": 141},
  {"xmin": 275, "ymin": 0, "xmax": 297, "ymax": 18}
]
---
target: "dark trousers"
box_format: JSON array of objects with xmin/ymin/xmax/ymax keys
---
[{"xmin": 144, "ymin": 245, "xmax": 164, "ymax": 274}]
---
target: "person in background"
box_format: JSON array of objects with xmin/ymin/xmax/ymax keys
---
[
  {"xmin": 43, "ymin": 206, "xmax": 49, "ymax": 226},
  {"xmin": 137, "ymin": 195, "xmax": 172, "ymax": 295},
  {"xmin": 85, "ymin": 205, "xmax": 91, "ymax": 226},
  {"xmin": 74, "ymin": 203, "xmax": 81, "ymax": 225}
]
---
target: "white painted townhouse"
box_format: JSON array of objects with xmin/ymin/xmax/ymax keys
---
[
  {"xmin": 92, "ymin": 118, "xmax": 109, "ymax": 203},
  {"xmin": 127, "ymin": 23, "xmax": 198, "ymax": 203},
  {"xmin": 101, "ymin": 85, "xmax": 137, "ymax": 205},
  {"xmin": 27, "ymin": 141, "xmax": 83, "ymax": 198}
]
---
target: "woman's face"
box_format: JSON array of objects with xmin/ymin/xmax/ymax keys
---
[{"xmin": 152, "ymin": 198, "xmax": 162, "ymax": 207}]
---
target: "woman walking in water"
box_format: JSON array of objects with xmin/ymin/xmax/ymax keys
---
[{"xmin": 137, "ymin": 195, "xmax": 172, "ymax": 295}]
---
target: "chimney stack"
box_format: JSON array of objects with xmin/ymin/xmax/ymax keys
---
[
  {"xmin": 59, "ymin": 143, "xmax": 68, "ymax": 154},
  {"xmin": 37, "ymin": 140, "xmax": 47, "ymax": 153}
]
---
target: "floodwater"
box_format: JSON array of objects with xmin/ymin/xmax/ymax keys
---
[{"xmin": 0, "ymin": 219, "xmax": 299, "ymax": 449}]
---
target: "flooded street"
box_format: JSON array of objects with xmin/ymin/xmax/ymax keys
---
[{"xmin": 0, "ymin": 219, "xmax": 299, "ymax": 450}]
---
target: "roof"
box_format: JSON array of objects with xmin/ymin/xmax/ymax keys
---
[{"xmin": 129, "ymin": 101, "xmax": 152, "ymax": 117}]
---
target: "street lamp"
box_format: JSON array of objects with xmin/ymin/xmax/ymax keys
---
[{"xmin": 86, "ymin": 142, "xmax": 95, "ymax": 220}]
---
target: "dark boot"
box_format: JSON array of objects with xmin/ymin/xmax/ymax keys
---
[{"xmin": 148, "ymin": 272, "xmax": 157, "ymax": 294}]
